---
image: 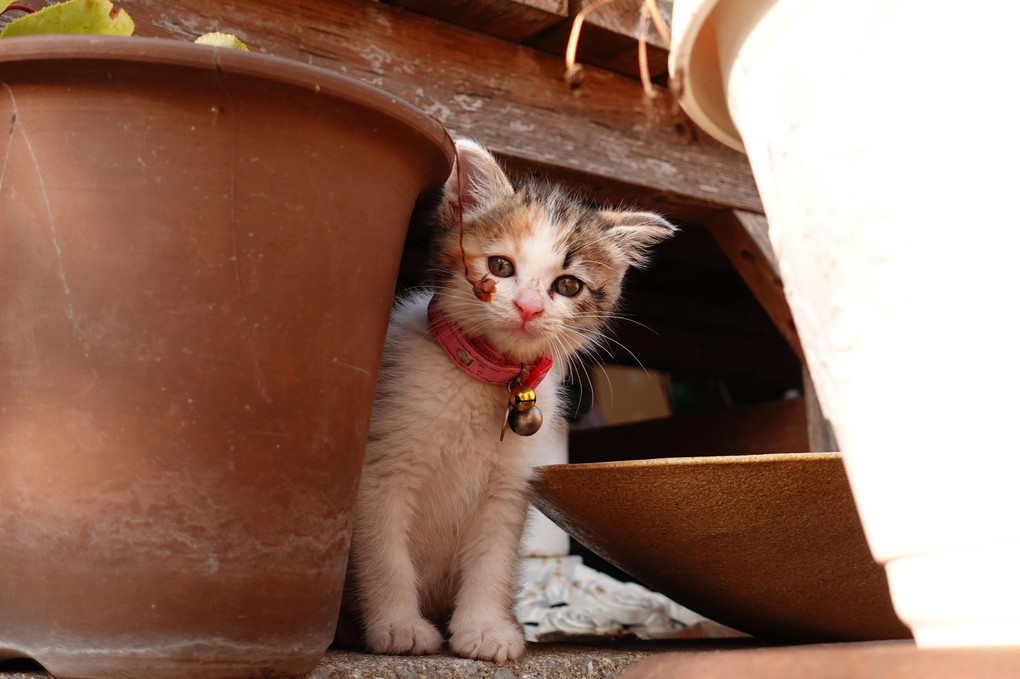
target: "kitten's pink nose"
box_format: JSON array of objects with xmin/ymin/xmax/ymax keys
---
[{"xmin": 515, "ymin": 289, "xmax": 545, "ymax": 323}]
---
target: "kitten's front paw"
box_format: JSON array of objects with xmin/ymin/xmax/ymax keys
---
[
  {"xmin": 365, "ymin": 617, "xmax": 443, "ymax": 656},
  {"xmin": 449, "ymin": 620, "xmax": 526, "ymax": 665}
]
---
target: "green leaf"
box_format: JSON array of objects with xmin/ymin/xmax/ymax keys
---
[
  {"xmin": 1, "ymin": 0, "xmax": 134, "ymax": 38},
  {"xmin": 194, "ymin": 32, "xmax": 249, "ymax": 51}
]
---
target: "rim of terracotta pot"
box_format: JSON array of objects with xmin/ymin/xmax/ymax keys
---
[{"xmin": 0, "ymin": 34, "xmax": 456, "ymax": 182}]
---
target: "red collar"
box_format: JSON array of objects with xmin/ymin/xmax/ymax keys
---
[{"xmin": 427, "ymin": 297, "xmax": 554, "ymax": 389}]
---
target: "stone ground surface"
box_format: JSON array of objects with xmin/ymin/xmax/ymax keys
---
[
  {"xmin": 8, "ymin": 640, "xmax": 1020, "ymax": 678},
  {"xmin": 0, "ymin": 640, "xmax": 759, "ymax": 679},
  {"xmin": 7, "ymin": 640, "xmax": 1020, "ymax": 678},
  {"xmin": 310, "ymin": 641, "xmax": 758, "ymax": 679}
]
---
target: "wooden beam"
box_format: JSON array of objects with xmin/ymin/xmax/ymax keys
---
[
  {"xmin": 803, "ymin": 365, "xmax": 840, "ymax": 452},
  {"xmin": 703, "ymin": 210, "xmax": 838, "ymax": 449},
  {"xmin": 389, "ymin": 0, "xmax": 671, "ymax": 81},
  {"xmin": 728, "ymin": 209, "xmax": 779, "ymax": 273},
  {"xmin": 705, "ymin": 209, "xmax": 804, "ymax": 362},
  {"xmin": 565, "ymin": 0, "xmax": 671, "ymax": 51},
  {"xmin": 125, "ymin": 0, "xmax": 762, "ymax": 212},
  {"xmin": 384, "ymin": 0, "xmax": 567, "ymax": 43},
  {"xmin": 528, "ymin": 0, "xmax": 670, "ymax": 81},
  {"xmin": 497, "ymin": 155, "xmax": 724, "ymax": 224}
]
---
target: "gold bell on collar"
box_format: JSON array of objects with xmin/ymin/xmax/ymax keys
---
[
  {"xmin": 510, "ymin": 386, "xmax": 537, "ymax": 412},
  {"xmin": 508, "ymin": 385, "xmax": 543, "ymax": 436},
  {"xmin": 501, "ymin": 383, "xmax": 543, "ymax": 440}
]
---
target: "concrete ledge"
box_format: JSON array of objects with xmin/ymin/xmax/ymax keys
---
[{"xmin": 618, "ymin": 642, "xmax": 1020, "ymax": 679}]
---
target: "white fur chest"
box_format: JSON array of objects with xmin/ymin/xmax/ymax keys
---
[{"xmin": 362, "ymin": 293, "xmax": 563, "ymax": 534}]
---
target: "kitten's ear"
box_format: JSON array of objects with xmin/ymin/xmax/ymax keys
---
[
  {"xmin": 600, "ymin": 210, "xmax": 677, "ymax": 268},
  {"xmin": 443, "ymin": 139, "xmax": 514, "ymax": 216}
]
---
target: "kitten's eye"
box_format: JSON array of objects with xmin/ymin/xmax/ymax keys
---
[
  {"xmin": 488, "ymin": 256, "xmax": 515, "ymax": 278},
  {"xmin": 553, "ymin": 275, "xmax": 583, "ymax": 297}
]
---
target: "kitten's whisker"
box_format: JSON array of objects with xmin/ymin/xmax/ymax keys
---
[
  {"xmin": 575, "ymin": 362, "xmax": 597, "ymax": 422},
  {"xmin": 594, "ymin": 333, "xmax": 650, "ymax": 378},
  {"xmin": 552, "ymin": 338, "xmax": 595, "ymax": 422},
  {"xmin": 570, "ymin": 313, "xmax": 658, "ymax": 334}
]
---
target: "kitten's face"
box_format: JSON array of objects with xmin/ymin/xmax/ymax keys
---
[{"xmin": 431, "ymin": 141, "xmax": 674, "ymax": 365}]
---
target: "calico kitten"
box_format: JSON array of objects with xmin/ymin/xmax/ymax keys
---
[{"xmin": 346, "ymin": 140, "xmax": 674, "ymax": 663}]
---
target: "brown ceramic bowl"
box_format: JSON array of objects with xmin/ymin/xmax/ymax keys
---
[{"xmin": 531, "ymin": 453, "xmax": 912, "ymax": 642}]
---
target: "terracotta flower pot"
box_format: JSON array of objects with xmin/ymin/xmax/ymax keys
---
[{"xmin": 0, "ymin": 36, "xmax": 452, "ymax": 678}]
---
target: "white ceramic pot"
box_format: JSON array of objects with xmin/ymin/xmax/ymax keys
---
[{"xmin": 670, "ymin": 0, "xmax": 1020, "ymax": 646}]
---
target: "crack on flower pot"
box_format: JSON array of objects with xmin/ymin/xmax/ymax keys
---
[{"xmin": 3, "ymin": 82, "xmax": 92, "ymax": 362}]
